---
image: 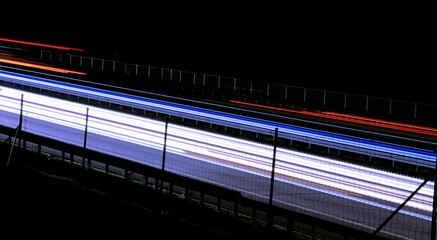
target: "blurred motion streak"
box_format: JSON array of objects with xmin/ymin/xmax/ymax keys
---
[
  {"xmin": 229, "ymin": 100, "xmax": 437, "ymax": 137},
  {"xmin": 0, "ymin": 37, "xmax": 84, "ymax": 52},
  {"xmin": 0, "ymin": 58, "xmax": 87, "ymax": 75}
]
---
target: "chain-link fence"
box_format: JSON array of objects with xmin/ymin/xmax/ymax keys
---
[{"xmin": 1, "ymin": 85, "xmax": 435, "ymax": 240}]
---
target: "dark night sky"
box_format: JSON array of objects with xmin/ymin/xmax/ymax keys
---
[{"xmin": 1, "ymin": 1, "xmax": 435, "ymax": 104}]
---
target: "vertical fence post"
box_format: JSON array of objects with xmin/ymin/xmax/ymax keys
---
[
  {"xmin": 414, "ymin": 102, "xmax": 417, "ymax": 119},
  {"xmin": 389, "ymin": 99, "xmax": 392, "ymax": 115},
  {"xmin": 160, "ymin": 115, "xmax": 170, "ymax": 191},
  {"xmin": 18, "ymin": 94, "xmax": 23, "ymax": 148},
  {"xmin": 82, "ymin": 108, "xmax": 89, "ymax": 168},
  {"xmin": 344, "ymin": 93, "xmax": 347, "ymax": 108},
  {"xmin": 267, "ymin": 82, "xmax": 270, "ymax": 97},
  {"xmin": 147, "ymin": 66, "xmax": 150, "ymax": 79},
  {"xmin": 268, "ymin": 128, "xmax": 279, "ymax": 230},
  {"xmin": 233, "ymin": 78, "xmax": 237, "ymax": 92},
  {"xmin": 366, "ymin": 96, "xmax": 369, "ymax": 112},
  {"xmin": 6, "ymin": 94, "xmax": 24, "ymax": 169},
  {"xmin": 193, "ymin": 73, "xmax": 196, "ymax": 85}
]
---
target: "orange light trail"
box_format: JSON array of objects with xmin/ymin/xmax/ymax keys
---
[
  {"xmin": 229, "ymin": 100, "xmax": 437, "ymax": 137},
  {"xmin": 0, "ymin": 37, "xmax": 84, "ymax": 52},
  {"xmin": 0, "ymin": 58, "xmax": 87, "ymax": 75}
]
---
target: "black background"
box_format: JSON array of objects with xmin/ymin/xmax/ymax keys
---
[{"xmin": 1, "ymin": 1, "xmax": 435, "ymax": 104}]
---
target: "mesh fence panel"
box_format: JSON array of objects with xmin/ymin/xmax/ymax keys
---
[{"xmin": 1, "ymin": 84, "xmax": 435, "ymax": 239}]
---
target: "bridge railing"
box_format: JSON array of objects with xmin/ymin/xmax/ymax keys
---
[{"xmin": 39, "ymin": 50, "xmax": 437, "ymax": 128}]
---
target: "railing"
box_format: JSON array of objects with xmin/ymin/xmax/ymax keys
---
[{"xmin": 39, "ymin": 50, "xmax": 437, "ymax": 128}]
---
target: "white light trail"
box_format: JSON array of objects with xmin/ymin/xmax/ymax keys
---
[
  {"xmin": 0, "ymin": 70, "xmax": 435, "ymax": 164},
  {"xmin": 0, "ymin": 86, "xmax": 434, "ymax": 215}
]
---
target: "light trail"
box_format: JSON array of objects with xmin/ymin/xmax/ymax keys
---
[
  {"xmin": 0, "ymin": 37, "xmax": 84, "ymax": 52},
  {"xmin": 0, "ymin": 58, "xmax": 87, "ymax": 75},
  {"xmin": 0, "ymin": 85, "xmax": 433, "ymax": 219},
  {"xmin": 0, "ymin": 70, "xmax": 435, "ymax": 166},
  {"xmin": 229, "ymin": 100, "xmax": 437, "ymax": 137}
]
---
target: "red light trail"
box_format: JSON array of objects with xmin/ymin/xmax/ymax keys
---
[
  {"xmin": 0, "ymin": 37, "xmax": 84, "ymax": 52},
  {"xmin": 229, "ymin": 100, "xmax": 437, "ymax": 137}
]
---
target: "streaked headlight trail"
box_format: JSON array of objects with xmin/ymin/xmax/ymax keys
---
[
  {"xmin": 0, "ymin": 85, "xmax": 433, "ymax": 221},
  {"xmin": 0, "ymin": 70, "xmax": 435, "ymax": 166},
  {"xmin": 0, "ymin": 58, "xmax": 87, "ymax": 75}
]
